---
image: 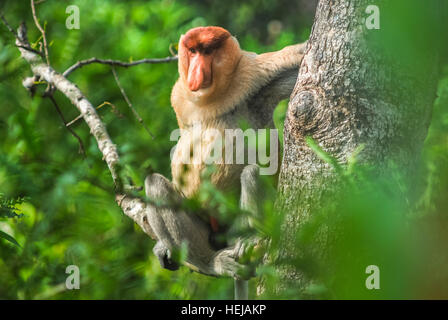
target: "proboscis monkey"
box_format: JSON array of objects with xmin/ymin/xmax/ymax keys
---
[
  {"xmin": 171, "ymin": 26, "xmax": 305, "ymax": 230},
  {"xmin": 145, "ymin": 26, "xmax": 305, "ymax": 279}
]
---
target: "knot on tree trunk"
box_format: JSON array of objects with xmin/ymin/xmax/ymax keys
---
[{"xmin": 289, "ymin": 89, "xmax": 320, "ymax": 136}]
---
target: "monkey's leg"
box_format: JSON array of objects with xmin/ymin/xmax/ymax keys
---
[
  {"xmin": 145, "ymin": 173, "xmax": 251, "ymax": 279},
  {"xmin": 240, "ymin": 165, "xmax": 261, "ymax": 220},
  {"xmin": 233, "ymin": 164, "xmax": 264, "ymax": 300},
  {"xmin": 233, "ymin": 164, "xmax": 264, "ymax": 256}
]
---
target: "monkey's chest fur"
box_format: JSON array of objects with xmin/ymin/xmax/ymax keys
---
[
  {"xmin": 171, "ymin": 101, "xmax": 273, "ymax": 198},
  {"xmin": 171, "ymin": 113, "xmax": 248, "ymax": 199}
]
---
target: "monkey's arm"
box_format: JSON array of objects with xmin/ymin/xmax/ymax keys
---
[
  {"xmin": 256, "ymin": 42, "xmax": 307, "ymax": 74},
  {"xmin": 249, "ymin": 68, "xmax": 300, "ymax": 125},
  {"xmin": 145, "ymin": 173, "xmax": 252, "ymax": 279},
  {"xmin": 241, "ymin": 42, "xmax": 306, "ymax": 126}
]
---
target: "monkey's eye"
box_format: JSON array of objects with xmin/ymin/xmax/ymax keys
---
[{"xmin": 189, "ymin": 48, "xmax": 196, "ymax": 54}]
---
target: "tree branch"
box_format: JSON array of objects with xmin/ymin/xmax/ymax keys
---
[
  {"xmin": 66, "ymin": 101, "xmax": 122, "ymax": 127},
  {"xmin": 47, "ymin": 94, "xmax": 87, "ymax": 157},
  {"xmin": 15, "ymin": 22, "xmax": 123, "ymax": 189},
  {"xmin": 30, "ymin": 0, "xmax": 50, "ymax": 65},
  {"xmin": 63, "ymin": 56, "xmax": 178, "ymax": 78},
  {"xmin": 111, "ymin": 67, "xmax": 155, "ymax": 139},
  {"xmin": 0, "ymin": 13, "xmax": 44, "ymax": 57}
]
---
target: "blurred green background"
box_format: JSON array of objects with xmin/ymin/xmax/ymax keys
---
[{"xmin": 0, "ymin": 0, "xmax": 447, "ymax": 299}]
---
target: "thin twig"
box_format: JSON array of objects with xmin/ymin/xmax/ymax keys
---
[
  {"xmin": 169, "ymin": 43, "xmax": 178, "ymax": 56},
  {"xmin": 0, "ymin": 12, "xmax": 44, "ymax": 57},
  {"xmin": 63, "ymin": 56, "xmax": 178, "ymax": 77},
  {"xmin": 16, "ymin": 44, "xmax": 44, "ymax": 57},
  {"xmin": 111, "ymin": 67, "xmax": 155, "ymax": 139},
  {"xmin": 30, "ymin": 0, "xmax": 50, "ymax": 65},
  {"xmin": 66, "ymin": 101, "xmax": 121, "ymax": 127},
  {"xmin": 66, "ymin": 114, "xmax": 83, "ymax": 127},
  {"xmin": 0, "ymin": 12, "xmax": 18, "ymax": 37},
  {"xmin": 47, "ymin": 94, "xmax": 86, "ymax": 157}
]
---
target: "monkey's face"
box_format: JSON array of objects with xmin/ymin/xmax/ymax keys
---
[{"xmin": 179, "ymin": 27, "xmax": 242, "ymax": 99}]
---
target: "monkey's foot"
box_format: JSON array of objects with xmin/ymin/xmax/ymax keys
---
[
  {"xmin": 153, "ymin": 241, "xmax": 179, "ymax": 271},
  {"xmin": 211, "ymin": 247, "xmax": 254, "ymax": 280}
]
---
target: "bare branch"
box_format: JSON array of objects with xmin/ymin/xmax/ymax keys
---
[
  {"xmin": 30, "ymin": 0, "xmax": 50, "ymax": 65},
  {"xmin": 169, "ymin": 43, "xmax": 178, "ymax": 56},
  {"xmin": 111, "ymin": 67, "xmax": 155, "ymax": 139},
  {"xmin": 0, "ymin": 13, "xmax": 44, "ymax": 57},
  {"xmin": 16, "ymin": 44, "xmax": 44, "ymax": 57},
  {"xmin": 47, "ymin": 94, "xmax": 87, "ymax": 157},
  {"xmin": 0, "ymin": 12, "xmax": 18, "ymax": 37},
  {"xmin": 63, "ymin": 56, "xmax": 178, "ymax": 78},
  {"xmin": 66, "ymin": 101, "xmax": 121, "ymax": 127},
  {"xmin": 15, "ymin": 23, "xmax": 122, "ymax": 189}
]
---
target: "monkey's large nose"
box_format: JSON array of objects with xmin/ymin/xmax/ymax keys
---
[
  {"xmin": 188, "ymin": 67, "xmax": 204, "ymax": 91},
  {"xmin": 188, "ymin": 55, "xmax": 212, "ymax": 91}
]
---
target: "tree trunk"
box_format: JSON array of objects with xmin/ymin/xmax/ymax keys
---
[{"xmin": 275, "ymin": 0, "xmax": 441, "ymax": 295}]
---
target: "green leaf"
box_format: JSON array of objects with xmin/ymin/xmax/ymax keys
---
[
  {"xmin": 305, "ymin": 136, "xmax": 343, "ymax": 174},
  {"xmin": 0, "ymin": 230, "xmax": 21, "ymax": 248}
]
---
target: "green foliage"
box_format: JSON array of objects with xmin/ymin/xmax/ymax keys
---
[
  {"xmin": 0, "ymin": 194, "xmax": 26, "ymax": 219},
  {"xmin": 0, "ymin": 194, "xmax": 25, "ymax": 247}
]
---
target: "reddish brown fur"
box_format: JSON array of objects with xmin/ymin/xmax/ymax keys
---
[
  {"xmin": 182, "ymin": 27, "xmax": 231, "ymax": 52},
  {"xmin": 179, "ymin": 27, "xmax": 237, "ymax": 92}
]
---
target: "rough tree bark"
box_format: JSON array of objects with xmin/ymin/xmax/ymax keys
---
[{"xmin": 276, "ymin": 0, "xmax": 440, "ymax": 293}]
